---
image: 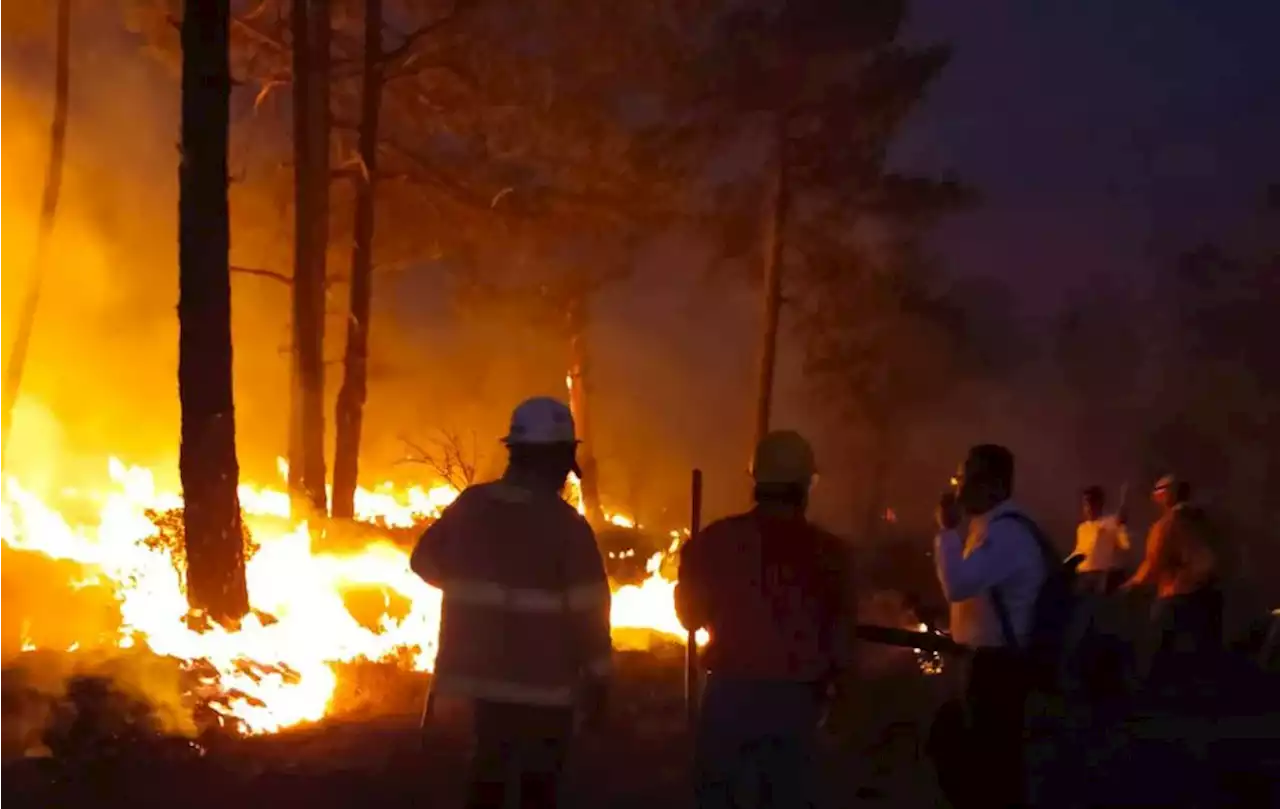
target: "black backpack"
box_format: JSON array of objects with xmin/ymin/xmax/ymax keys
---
[{"xmin": 988, "ymin": 513, "xmax": 1083, "ymax": 691}]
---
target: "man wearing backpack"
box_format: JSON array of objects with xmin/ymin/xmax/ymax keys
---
[{"xmin": 933, "ymin": 444, "xmax": 1050, "ymax": 809}]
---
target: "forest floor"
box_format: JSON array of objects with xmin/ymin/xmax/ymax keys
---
[
  {"xmin": 4, "ymin": 642, "xmax": 1279, "ymax": 808},
  {"xmin": 0, "ymin": 645, "xmax": 949, "ymax": 808}
]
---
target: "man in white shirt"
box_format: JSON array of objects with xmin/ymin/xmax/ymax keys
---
[
  {"xmin": 933, "ymin": 444, "xmax": 1048, "ymax": 809},
  {"xmin": 1072, "ymin": 485, "xmax": 1131, "ymax": 594}
]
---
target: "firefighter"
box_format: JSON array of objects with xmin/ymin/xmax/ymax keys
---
[
  {"xmin": 410, "ymin": 397, "xmax": 612, "ymax": 809},
  {"xmin": 676, "ymin": 430, "xmax": 854, "ymax": 809}
]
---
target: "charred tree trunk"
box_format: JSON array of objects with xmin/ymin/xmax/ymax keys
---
[
  {"xmin": 566, "ymin": 293, "xmax": 603, "ymax": 527},
  {"xmin": 289, "ymin": 0, "xmax": 331, "ymax": 516},
  {"xmin": 288, "ymin": 0, "xmax": 310, "ymax": 509},
  {"xmin": 178, "ymin": 0, "xmax": 249, "ymax": 625},
  {"xmin": 331, "ymin": 0, "xmax": 383, "ymax": 520},
  {"xmin": 2, "ymin": 0, "xmax": 71, "ymax": 458},
  {"xmin": 752, "ymin": 113, "xmax": 790, "ymax": 455}
]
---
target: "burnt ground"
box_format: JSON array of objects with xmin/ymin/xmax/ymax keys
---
[
  {"xmin": 3, "ymin": 644, "xmax": 1279, "ymax": 808},
  {"xmin": 1, "ymin": 646, "xmax": 948, "ymax": 809}
]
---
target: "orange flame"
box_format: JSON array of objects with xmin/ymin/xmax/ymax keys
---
[{"xmin": 1, "ymin": 457, "xmax": 701, "ymax": 734}]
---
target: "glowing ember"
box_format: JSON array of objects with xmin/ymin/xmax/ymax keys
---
[
  {"xmin": 913, "ymin": 622, "xmax": 945, "ymax": 676},
  {"xmin": 1, "ymin": 458, "xmax": 701, "ymax": 735},
  {"xmin": 605, "ymin": 513, "xmax": 636, "ymax": 529}
]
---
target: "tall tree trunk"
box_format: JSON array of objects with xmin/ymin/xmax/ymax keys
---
[
  {"xmin": 752, "ymin": 113, "xmax": 789, "ymax": 455},
  {"xmin": 331, "ymin": 0, "xmax": 383, "ymax": 520},
  {"xmin": 2, "ymin": 0, "xmax": 71, "ymax": 458},
  {"xmin": 289, "ymin": 0, "xmax": 331, "ymax": 516},
  {"xmin": 178, "ymin": 0, "xmax": 249, "ymax": 625},
  {"xmin": 566, "ymin": 292, "xmax": 603, "ymax": 527},
  {"xmin": 287, "ymin": 0, "xmax": 309, "ymax": 507}
]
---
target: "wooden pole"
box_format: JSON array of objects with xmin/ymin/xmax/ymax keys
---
[{"xmin": 685, "ymin": 468, "xmax": 703, "ymax": 729}]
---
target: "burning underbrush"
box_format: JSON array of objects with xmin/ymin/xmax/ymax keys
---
[
  {"xmin": 1, "ymin": 456, "xmax": 704, "ymax": 746},
  {"xmin": 3, "ymin": 649, "xmax": 195, "ymax": 759}
]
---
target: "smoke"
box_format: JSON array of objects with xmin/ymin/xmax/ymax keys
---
[
  {"xmin": 0, "ymin": 15, "xmax": 761, "ymax": 520},
  {"xmin": 2, "ymin": 27, "xmax": 290, "ymax": 489},
  {"xmin": 1, "ymin": 4, "xmax": 1109, "ymax": 546}
]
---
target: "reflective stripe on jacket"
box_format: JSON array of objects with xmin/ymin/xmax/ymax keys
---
[
  {"xmin": 441, "ymin": 578, "xmax": 611, "ymax": 614},
  {"xmin": 411, "ymin": 480, "xmax": 612, "ymax": 707}
]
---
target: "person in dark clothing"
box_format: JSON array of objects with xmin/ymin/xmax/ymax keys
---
[
  {"xmin": 1128, "ymin": 505, "xmax": 1225, "ymax": 696},
  {"xmin": 1072, "ymin": 505, "xmax": 1266, "ymax": 808},
  {"xmin": 464, "ymin": 703, "xmax": 577, "ymax": 809},
  {"xmin": 412, "ymin": 397, "xmax": 611, "ymax": 809},
  {"xmin": 676, "ymin": 430, "xmax": 855, "ymax": 809}
]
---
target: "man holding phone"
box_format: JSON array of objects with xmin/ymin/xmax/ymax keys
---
[{"xmin": 932, "ymin": 444, "xmax": 1049, "ymax": 809}]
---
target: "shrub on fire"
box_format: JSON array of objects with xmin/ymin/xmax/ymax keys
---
[{"xmin": 597, "ymin": 527, "xmax": 667, "ymax": 587}]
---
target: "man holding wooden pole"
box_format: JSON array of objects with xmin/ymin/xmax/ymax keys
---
[{"xmin": 676, "ymin": 430, "xmax": 855, "ymax": 809}]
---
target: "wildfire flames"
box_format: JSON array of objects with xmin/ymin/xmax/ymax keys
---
[{"xmin": 1, "ymin": 458, "xmax": 705, "ymax": 735}]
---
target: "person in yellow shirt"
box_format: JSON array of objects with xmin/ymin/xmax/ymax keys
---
[{"xmin": 1071, "ymin": 485, "xmax": 1131, "ymax": 594}]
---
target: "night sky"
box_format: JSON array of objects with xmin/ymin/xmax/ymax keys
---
[{"xmin": 899, "ymin": 0, "xmax": 1280, "ymax": 306}]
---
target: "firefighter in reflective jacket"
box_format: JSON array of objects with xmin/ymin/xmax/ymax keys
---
[
  {"xmin": 676, "ymin": 430, "xmax": 855, "ymax": 809},
  {"xmin": 411, "ymin": 397, "xmax": 612, "ymax": 809}
]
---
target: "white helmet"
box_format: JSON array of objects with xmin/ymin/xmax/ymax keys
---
[{"xmin": 501, "ymin": 397, "xmax": 578, "ymax": 445}]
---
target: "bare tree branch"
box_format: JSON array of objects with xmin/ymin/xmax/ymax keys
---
[
  {"xmin": 383, "ymin": 60, "xmax": 477, "ymax": 89},
  {"xmin": 382, "ymin": 0, "xmax": 480, "ymax": 64},
  {"xmin": 397, "ymin": 429, "xmax": 481, "ymax": 491},
  {"xmin": 231, "ymin": 15, "xmax": 289, "ymax": 56},
  {"xmin": 324, "ymin": 125, "xmax": 497, "ymax": 213},
  {"xmin": 231, "ymin": 265, "xmax": 291, "ymax": 285},
  {"xmin": 235, "ymin": 0, "xmax": 480, "ymax": 86},
  {"xmin": 232, "ymin": 265, "xmax": 357, "ymax": 288}
]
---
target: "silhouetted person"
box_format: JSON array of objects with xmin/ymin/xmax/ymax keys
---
[
  {"xmin": 677, "ymin": 430, "xmax": 854, "ymax": 809},
  {"xmin": 1127, "ymin": 505, "xmax": 1224, "ymax": 688},
  {"xmin": 1131, "ymin": 474, "xmax": 1194, "ymax": 592},
  {"xmin": 411, "ymin": 398, "xmax": 611, "ymax": 809}
]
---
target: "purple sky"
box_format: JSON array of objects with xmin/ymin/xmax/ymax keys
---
[{"xmin": 898, "ymin": 0, "xmax": 1280, "ymax": 304}]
